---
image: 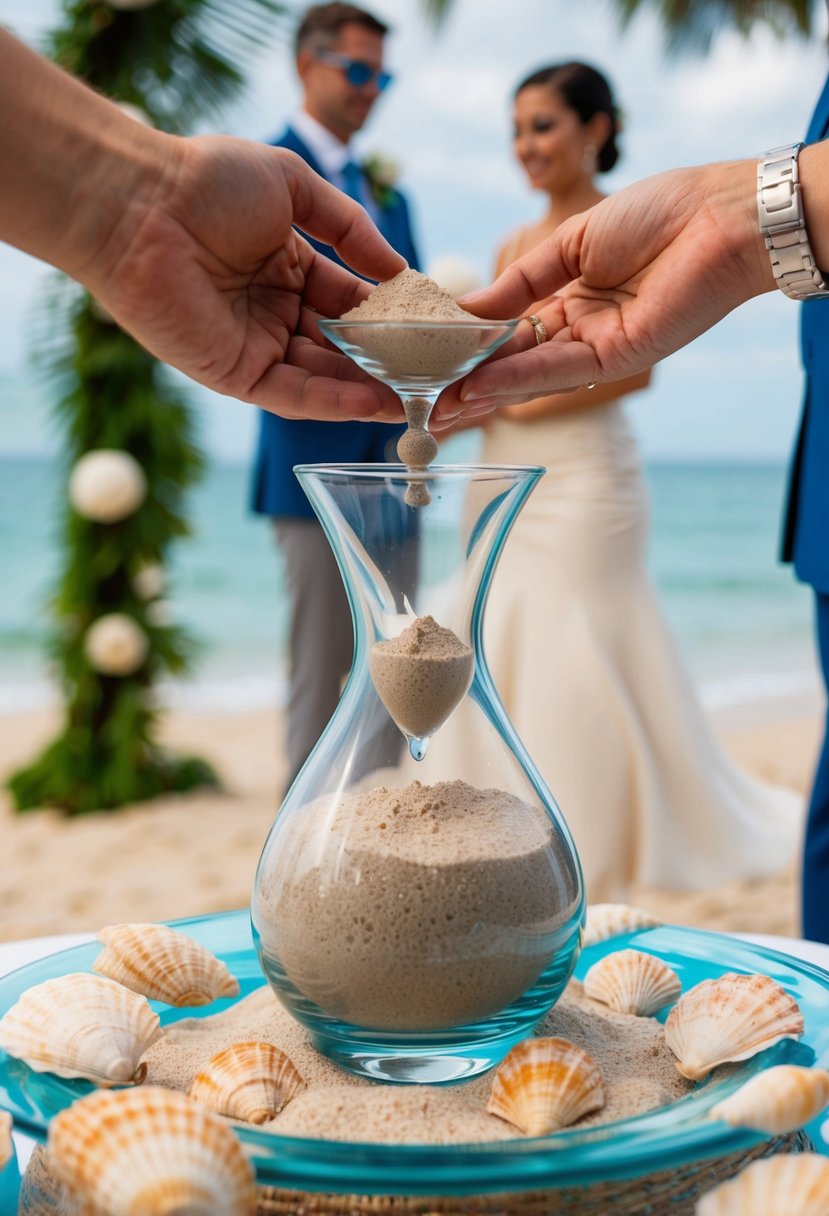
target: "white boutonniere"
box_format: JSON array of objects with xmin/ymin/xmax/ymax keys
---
[{"xmin": 361, "ymin": 152, "xmax": 401, "ymax": 209}]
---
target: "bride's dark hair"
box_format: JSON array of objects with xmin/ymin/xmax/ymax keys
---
[{"xmin": 515, "ymin": 62, "xmax": 621, "ymax": 173}]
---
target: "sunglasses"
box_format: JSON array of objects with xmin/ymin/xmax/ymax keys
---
[{"xmin": 315, "ymin": 50, "xmax": 393, "ymax": 92}]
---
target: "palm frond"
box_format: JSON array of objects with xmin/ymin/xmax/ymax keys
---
[
  {"xmin": 611, "ymin": 0, "xmax": 820, "ymax": 55},
  {"xmin": 49, "ymin": 0, "xmax": 291, "ymax": 131},
  {"xmin": 418, "ymin": 0, "xmax": 456, "ymax": 29}
]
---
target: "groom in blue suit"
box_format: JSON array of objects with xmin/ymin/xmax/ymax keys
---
[
  {"xmin": 782, "ymin": 72, "xmax": 829, "ymax": 941},
  {"xmin": 250, "ymin": 3, "xmax": 421, "ymax": 790}
]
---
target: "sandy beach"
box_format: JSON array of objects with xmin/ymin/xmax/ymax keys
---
[{"xmin": 0, "ymin": 701, "xmax": 820, "ymax": 944}]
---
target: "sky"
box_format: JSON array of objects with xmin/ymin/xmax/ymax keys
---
[{"xmin": 1, "ymin": 0, "xmax": 828, "ymax": 462}]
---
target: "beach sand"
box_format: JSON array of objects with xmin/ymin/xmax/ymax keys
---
[{"xmin": 0, "ymin": 703, "xmax": 821, "ymax": 944}]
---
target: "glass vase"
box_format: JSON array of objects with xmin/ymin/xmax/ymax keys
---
[{"xmin": 252, "ymin": 463, "xmax": 584, "ymax": 1083}]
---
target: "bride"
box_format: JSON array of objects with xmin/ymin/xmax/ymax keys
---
[{"xmin": 453, "ymin": 61, "xmax": 800, "ymax": 901}]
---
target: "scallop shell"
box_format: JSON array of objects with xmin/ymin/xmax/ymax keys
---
[
  {"xmin": 94, "ymin": 922, "xmax": 239, "ymax": 1007},
  {"xmin": 189, "ymin": 1041, "xmax": 305, "ymax": 1124},
  {"xmin": 708, "ymin": 1065, "xmax": 829, "ymax": 1135},
  {"xmin": 487, "ymin": 1037, "xmax": 605, "ymax": 1135},
  {"xmin": 664, "ymin": 972, "xmax": 804, "ymax": 1081},
  {"xmin": 48, "ymin": 1086, "xmax": 257, "ymax": 1216},
  {"xmin": 583, "ymin": 903, "xmax": 662, "ymax": 948},
  {"xmin": 0, "ymin": 1109, "xmax": 11, "ymax": 1171},
  {"xmin": 696, "ymin": 1152, "xmax": 829, "ymax": 1216},
  {"xmin": 583, "ymin": 948, "xmax": 681, "ymax": 1016},
  {"xmin": 0, "ymin": 972, "xmax": 160, "ymax": 1085}
]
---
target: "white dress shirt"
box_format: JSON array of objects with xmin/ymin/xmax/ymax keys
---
[{"xmin": 290, "ymin": 110, "xmax": 378, "ymax": 220}]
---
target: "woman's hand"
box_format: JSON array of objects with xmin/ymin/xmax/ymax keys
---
[{"xmin": 435, "ymin": 158, "xmax": 777, "ymax": 419}]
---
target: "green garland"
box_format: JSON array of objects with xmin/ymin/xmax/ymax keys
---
[{"xmin": 9, "ymin": 0, "xmax": 285, "ymax": 815}]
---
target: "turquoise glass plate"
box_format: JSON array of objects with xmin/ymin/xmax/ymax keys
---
[{"xmin": 1, "ymin": 910, "xmax": 828, "ymax": 1198}]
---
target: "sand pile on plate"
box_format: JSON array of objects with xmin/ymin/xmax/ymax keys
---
[{"xmin": 142, "ymin": 978, "xmax": 692, "ymax": 1144}]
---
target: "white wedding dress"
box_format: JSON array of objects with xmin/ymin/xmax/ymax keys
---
[{"xmin": 454, "ymin": 401, "xmax": 802, "ymax": 903}]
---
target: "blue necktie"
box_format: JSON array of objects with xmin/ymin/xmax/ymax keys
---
[{"xmin": 342, "ymin": 160, "xmax": 365, "ymax": 205}]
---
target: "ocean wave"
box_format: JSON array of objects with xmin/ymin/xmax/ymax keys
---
[
  {"xmin": 700, "ymin": 668, "xmax": 821, "ymax": 710},
  {"xmin": 2, "ymin": 666, "xmax": 820, "ymax": 719}
]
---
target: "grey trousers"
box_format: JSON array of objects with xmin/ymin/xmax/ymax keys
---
[{"xmin": 274, "ymin": 518, "xmax": 417, "ymax": 793}]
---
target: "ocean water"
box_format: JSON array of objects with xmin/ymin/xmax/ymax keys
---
[{"xmin": 0, "ymin": 454, "xmax": 819, "ymax": 716}]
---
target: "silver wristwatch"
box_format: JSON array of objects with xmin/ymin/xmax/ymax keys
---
[{"xmin": 757, "ymin": 143, "xmax": 828, "ymax": 301}]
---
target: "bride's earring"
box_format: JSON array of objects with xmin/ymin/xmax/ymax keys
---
[{"xmin": 582, "ymin": 143, "xmax": 597, "ymax": 174}]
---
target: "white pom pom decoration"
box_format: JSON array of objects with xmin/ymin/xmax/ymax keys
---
[
  {"xmin": 85, "ymin": 615, "xmax": 149, "ymax": 677},
  {"xmin": 133, "ymin": 564, "xmax": 164, "ymax": 601},
  {"xmin": 69, "ymin": 450, "xmax": 147, "ymax": 524},
  {"xmin": 427, "ymin": 256, "xmax": 483, "ymax": 300}
]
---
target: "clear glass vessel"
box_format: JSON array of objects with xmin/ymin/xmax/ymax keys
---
[{"xmin": 252, "ymin": 463, "xmax": 584, "ymax": 1083}]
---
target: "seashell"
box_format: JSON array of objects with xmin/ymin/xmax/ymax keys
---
[
  {"xmin": 487, "ymin": 1037, "xmax": 605, "ymax": 1135},
  {"xmin": 583, "ymin": 948, "xmax": 681, "ymax": 1016},
  {"xmin": 708, "ymin": 1065, "xmax": 829, "ymax": 1135},
  {"xmin": 695, "ymin": 1151, "xmax": 829, "ymax": 1216},
  {"xmin": 583, "ymin": 903, "xmax": 662, "ymax": 948},
  {"xmin": 18, "ymin": 1144, "xmax": 75, "ymax": 1216},
  {"xmin": 0, "ymin": 972, "xmax": 160, "ymax": 1085},
  {"xmin": 189, "ymin": 1041, "xmax": 305, "ymax": 1124},
  {"xmin": 93, "ymin": 922, "xmax": 239, "ymax": 1007},
  {"xmin": 0, "ymin": 1109, "xmax": 11, "ymax": 1171},
  {"xmin": 665, "ymin": 972, "xmax": 804, "ymax": 1081},
  {"xmin": 48, "ymin": 1086, "xmax": 257, "ymax": 1216}
]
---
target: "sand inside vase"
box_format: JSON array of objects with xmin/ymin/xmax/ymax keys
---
[
  {"xmin": 370, "ymin": 615, "xmax": 473, "ymax": 740},
  {"xmin": 254, "ymin": 778, "xmax": 571, "ymax": 1030}
]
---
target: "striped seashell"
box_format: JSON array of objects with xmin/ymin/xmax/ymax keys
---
[
  {"xmin": 0, "ymin": 1109, "xmax": 11, "ymax": 1171},
  {"xmin": 696, "ymin": 1152, "xmax": 829, "ymax": 1216},
  {"xmin": 0, "ymin": 972, "xmax": 160, "ymax": 1085},
  {"xmin": 583, "ymin": 948, "xmax": 681, "ymax": 1016},
  {"xmin": 94, "ymin": 922, "xmax": 239, "ymax": 1007},
  {"xmin": 665, "ymin": 972, "xmax": 804, "ymax": 1081},
  {"xmin": 189, "ymin": 1041, "xmax": 305, "ymax": 1124},
  {"xmin": 487, "ymin": 1037, "xmax": 605, "ymax": 1135},
  {"xmin": 48, "ymin": 1086, "xmax": 257, "ymax": 1216},
  {"xmin": 709, "ymin": 1065, "xmax": 829, "ymax": 1135},
  {"xmin": 582, "ymin": 904, "xmax": 662, "ymax": 948},
  {"xmin": 17, "ymin": 1144, "xmax": 75, "ymax": 1216}
]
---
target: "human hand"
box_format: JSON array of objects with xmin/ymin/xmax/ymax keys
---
[
  {"xmin": 83, "ymin": 136, "xmax": 407, "ymax": 421},
  {"xmin": 436, "ymin": 159, "xmax": 775, "ymax": 417}
]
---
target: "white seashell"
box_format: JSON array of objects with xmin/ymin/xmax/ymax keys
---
[
  {"xmin": 48, "ymin": 1086, "xmax": 257, "ymax": 1216},
  {"xmin": 487, "ymin": 1037, "xmax": 605, "ymax": 1135},
  {"xmin": 696, "ymin": 1152, "xmax": 829, "ymax": 1216},
  {"xmin": 0, "ymin": 972, "xmax": 160, "ymax": 1085},
  {"xmin": 94, "ymin": 922, "xmax": 239, "ymax": 1007},
  {"xmin": 0, "ymin": 1109, "xmax": 11, "ymax": 1170},
  {"xmin": 665, "ymin": 972, "xmax": 804, "ymax": 1081},
  {"xmin": 18, "ymin": 1143, "xmax": 76, "ymax": 1216},
  {"xmin": 709, "ymin": 1065, "xmax": 829, "ymax": 1135},
  {"xmin": 583, "ymin": 903, "xmax": 662, "ymax": 948},
  {"xmin": 583, "ymin": 948, "xmax": 681, "ymax": 1016},
  {"xmin": 189, "ymin": 1041, "xmax": 305, "ymax": 1124}
]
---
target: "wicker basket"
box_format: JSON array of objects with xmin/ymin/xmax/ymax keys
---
[{"xmin": 255, "ymin": 1129, "xmax": 812, "ymax": 1216}]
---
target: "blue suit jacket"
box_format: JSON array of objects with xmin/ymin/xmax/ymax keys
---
[
  {"xmin": 781, "ymin": 72, "xmax": 829, "ymax": 590},
  {"xmin": 250, "ymin": 126, "xmax": 421, "ymax": 519}
]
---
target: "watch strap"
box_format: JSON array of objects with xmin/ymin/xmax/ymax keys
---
[{"xmin": 757, "ymin": 143, "xmax": 828, "ymax": 301}]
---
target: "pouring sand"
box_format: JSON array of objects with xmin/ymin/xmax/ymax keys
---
[{"xmin": 340, "ymin": 268, "xmax": 483, "ymax": 505}]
